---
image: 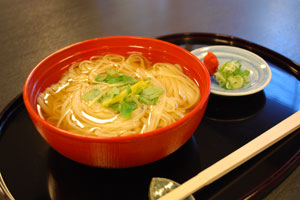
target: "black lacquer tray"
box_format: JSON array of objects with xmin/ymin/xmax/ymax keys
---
[{"xmin": 1, "ymin": 33, "xmax": 300, "ymax": 200}]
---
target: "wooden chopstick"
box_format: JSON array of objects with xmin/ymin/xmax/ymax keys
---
[{"xmin": 159, "ymin": 110, "xmax": 300, "ymax": 200}]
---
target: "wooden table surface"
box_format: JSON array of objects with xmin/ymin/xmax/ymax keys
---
[{"xmin": 1, "ymin": 0, "xmax": 300, "ymax": 199}]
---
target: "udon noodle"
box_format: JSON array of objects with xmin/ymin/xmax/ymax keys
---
[{"xmin": 37, "ymin": 54, "xmax": 201, "ymax": 136}]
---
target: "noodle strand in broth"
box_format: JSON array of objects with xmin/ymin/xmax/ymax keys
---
[{"xmin": 37, "ymin": 54, "xmax": 201, "ymax": 136}]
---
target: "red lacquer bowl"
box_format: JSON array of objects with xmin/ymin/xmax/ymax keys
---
[{"xmin": 23, "ymin": 36, "xmax": 210, "ymax": 168}]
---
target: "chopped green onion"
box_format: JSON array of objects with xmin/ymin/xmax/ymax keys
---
[{"xmin": 215, "ymin": 60, "xmax": 250, "ymax": 90}]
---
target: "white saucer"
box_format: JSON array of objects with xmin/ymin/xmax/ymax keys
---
[{"xmin": 191, "ymin": 45, "xmax": 272, "ymax": 96}]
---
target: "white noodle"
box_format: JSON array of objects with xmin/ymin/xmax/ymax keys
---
[{"xmin": 37, "ymin": 54, "xmax": 201, "ymax": 136}]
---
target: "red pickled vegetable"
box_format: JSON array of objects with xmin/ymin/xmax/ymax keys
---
[{"xmin": 204, "ymin": 52, "xmax": 219, "ymax": 75}]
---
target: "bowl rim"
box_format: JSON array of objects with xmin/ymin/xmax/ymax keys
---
[{"xmin": 23, "ymin": 36, "xmax": 210, "ymax": 143}]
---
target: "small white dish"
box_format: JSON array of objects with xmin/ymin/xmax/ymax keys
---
[{"xmin": 191, "ymin": 45, "xmax": 272, "ymax": 96}]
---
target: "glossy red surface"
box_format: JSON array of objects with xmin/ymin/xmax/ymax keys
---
[{"xmin": 23, "ymin": 36, "xmax": 210, "ymax": 168}]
